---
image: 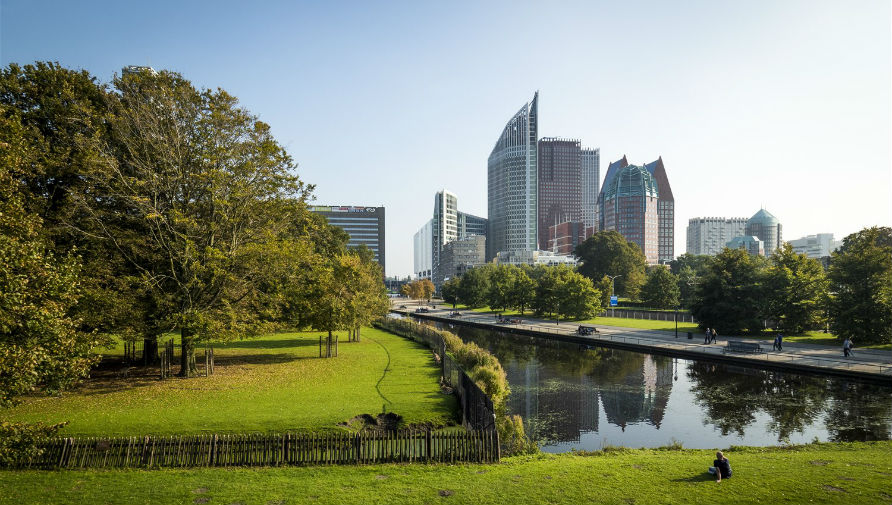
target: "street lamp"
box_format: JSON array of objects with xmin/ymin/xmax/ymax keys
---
[
  {"xmin": 675, "ymin": 304, "xmax": 680, "ymax": 338},
  {"xmin": 606, "ymin": 274, "xmax": 622, "ymax": 314}
]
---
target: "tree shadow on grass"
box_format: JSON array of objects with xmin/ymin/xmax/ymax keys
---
[
  {"xmin": 204, "ymin": 338, "xmax": 317, "ymax": 350},
  {"xmin": 215, "ymin": 353, "xmax": 306, "ymax": 366},
  {"xmin": 670, "ymin": 473, "xmax": 722, "ymax": 483}
]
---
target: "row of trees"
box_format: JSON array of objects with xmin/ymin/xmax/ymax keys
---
[
  {"xmin": 0, "ymin": 60, "xmax": 389, "ymax": 417},
  {"xmin": 400, "ymin": 278, "xmax": 435, "ymax": 302},
  {"xmin": 439, "ymin": 264, "xmax": 604, "ymax": 320}
]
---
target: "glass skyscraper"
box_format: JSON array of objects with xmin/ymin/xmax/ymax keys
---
[{"xmin": 487, "ymin": 92, "xmax": 538, "ymax": 261}]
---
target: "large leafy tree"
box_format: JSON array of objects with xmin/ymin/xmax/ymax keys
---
[
  {"xmin": 574, "ymin": 231, "xmax": 646, "ymax": 298},
  {"xmin": 827, "ymin": 227, "xmax": 892, "ymax": 345},
  {"xmin": 762, "ymin": 244, "xmax": 829, "ymax": 334},
  {"xmin": 457, "ymin": 266, "xmax": 490, "ymax": 309},
  {"xmin": 557, "ymin": 270, "xmax": 601, "ymax": 320},
  {"xmin": 83, "ymin": 69, "xmax": 313, "ymax": 376},
  {"xmin": 441, "ymin": 277, "xmax": 460, "ymax": 308},
  {"xmin": 641, "ymin": 267, "xmax": 681, "ymax": 309},
  {"xmin": 486, "ymin": 264, "xmax": 518, "ymax": 312},
  {"xmin": 509, "ymin": 266, "xmax": 536, "ymax": 315},
  {"xmin": 690, "ymin": 248, "xmax": 767, "ymax": 334},
  {"xmin": 669, "ymin": 253, "xmax": 710, "ymax": 308}
]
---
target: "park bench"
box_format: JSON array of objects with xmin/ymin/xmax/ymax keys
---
[{"xmin": 722, "ymin": 341, "xmax": 763, "ymax": 354}]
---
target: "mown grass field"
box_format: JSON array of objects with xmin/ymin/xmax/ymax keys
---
[
  {"xmin": 3, "ymin": 328, "xmax": 458, "ymax": 436},
  {"xmin": 3, "ymin": 442, "xmax": 890, "ymax": 505}
]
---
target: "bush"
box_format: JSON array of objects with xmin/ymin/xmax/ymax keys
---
[{"xmin": 0, "ymin": 421, "xmax": 65, "ymax": 467}]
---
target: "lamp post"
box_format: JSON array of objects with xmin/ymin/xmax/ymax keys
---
[{"xmin": 675, "ymin": 305, "xmax": 679, "ymax": 338}]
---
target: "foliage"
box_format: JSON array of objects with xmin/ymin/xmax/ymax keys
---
[
  {"xmin": 641, "ymin": 267, "xmax": 680, "ymax": 309},
  {"xmin": 509, "ymin": 267, "xmax": 536, "ymax": 315},
  {"xmin": 0, "ymin": 421, "xmax": 65, "ymax": 466},
  {"xmin": 669, "ymin": 253, "xmax": 710, "ymax": 308},
  {"xmin": 457, "ymin": 266, "xmax": 491, "ymax": 309},
  {"xmin": 498, "ymin": 414, "xmax": 538, "ymax": 456},
  {"xmin": 594, "ymin": 275, "xmax": 613, "ymax": 309},
  {"xmin": 762, "ymin": 244, "xmax": 829, "ymax": 334},
  {"xmin": 402, "ymin": 279, "xmax": 435, "ymax": 302},
  {"xmin": 827, "ymin": 227, "xmax": 892, "ymax": 345},
  {"xmin": 690, "ymin": 248, "xmax": 767, "ymax": 334},
  {"xmin": 440, "ymin": 277, "xmax": 460, "ymax": 307},
  {"xmin": 531, "ymin": 265, "xmax": 600, "ymax": 320},
  {"xmin": 574, "ymin": 230, "xmax": 646, "ymax": 297},
  {"xmin": 486, "ymin": 264, "xmax": 517, "ymax": 312}
]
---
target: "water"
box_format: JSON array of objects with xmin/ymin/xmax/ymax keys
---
[{"xmin": 435, "ymin": 322, "xmax": 892, "ymax": 452}]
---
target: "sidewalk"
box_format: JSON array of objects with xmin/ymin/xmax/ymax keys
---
[{"xmin": 392, "ymin": 299, "xmax": 892, "ymax": 381}]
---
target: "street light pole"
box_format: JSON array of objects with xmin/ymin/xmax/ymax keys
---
[{"xmin": 607, "ymin": 274, "xmax": 622, "ymax": 315}]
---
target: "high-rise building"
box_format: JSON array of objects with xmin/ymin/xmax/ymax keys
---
[
  {"xmin": 537, "ymin": 138, "xmax": 582, "ymax": 250},
  {"xmin": 789, "ymin": 233, "xmax": 840, "ymax": 259},
  {"xmin": 414, "ymin": 189, "xmax": 486, "ymax": 284},
  {"xmin": 686, "ymin": 217, "xmax": 747, "ymax": 256},
  {"xmin": 310, "ymin": 205, "xmax": 385, "ymax": 274},
  {"xmin": 600, "ymin": 164, "xmax": 660, "ymax": 264},
  {"xmin": 745, "ymin": 209, "xmax": 782, "ymax": 254},
  {"xmin": 727, "ymin": 235, "xmax": 764, "ymax": 256},
  {"xmin": 581, "ymin": 148, "xmax": 600, "ymax": 232},
  {"xmin": 548, "ymin": 221, "xmax": 586, "ymax": 255},
  {"xmin": 598, "ymin": 156, "xmax": 674, "ymax": 264},
  {"xmin": 487, "ymin": 92, "xmax": 538, "ymax": 261}
]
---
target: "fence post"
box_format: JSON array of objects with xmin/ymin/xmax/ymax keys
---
[{"xmin": 425, "ymin": 430, "xmax": 431, "ymax": 463}]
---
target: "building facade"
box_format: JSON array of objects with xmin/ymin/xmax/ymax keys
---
[
  {"xmin": 745, "ymin": 209, "xmax": 782, "ymax": 254},
  {"xmin": 436, "ymin": 235, "xmax": 486, "ymax": 286},
  {"xmin": 413, "ymin": 220, "xmax": 433, "ymax": 279},
  {"xmin": 537, "ymin": 138, "xmax": 583, "ymax": 250},
  {"xmin": 414, "ymin": 190, "xmax": 487, "ymax": 284},
  {"xmin": 686, "ymin": 217, "xmax": 747, "ymax": 256},
  {"xmin": 487, "ymin": 92, "xmax": 538, "ymax": 261},
  {"xmin": 581, "ymin": 147, "xmax": 600, "ymax": 232},
  {"xmin": 727, "ymin": 235, "xmax": 765, "ymax": 256},
  {"xmin": 598, "ymin": 158, "xmax": 668, "ymax": 264},
  {"xmin": 548, "ymin": 221, "xmax": 586, "ymax": 255},
  {"xmin": 789, "ymin": 233, "xmax": 840, "ymax": 259},
  {"xmin": 310, "ymin": 205, "xmax": 386, "ymax": 274}
]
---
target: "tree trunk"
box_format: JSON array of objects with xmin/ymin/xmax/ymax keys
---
[
  {"xmin": 143, "ymin": 337, "xmax": 159, "ymax": 366},
  {"xmin": 179, "ymin": 328, "xmax": 198, "ymax": 377},
  {"xmin": 355, "ymin": 326, "xmax": 361, "ymax": 342}
]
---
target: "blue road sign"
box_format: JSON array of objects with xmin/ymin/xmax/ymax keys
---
[{"xmin": 610, "ymin": 295, "xmax": 618, "ymax": 306}]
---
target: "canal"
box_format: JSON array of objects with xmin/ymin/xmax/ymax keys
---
[{"xmin": 434, "ymin": 321, "xmax": 892, "ymax": 453}]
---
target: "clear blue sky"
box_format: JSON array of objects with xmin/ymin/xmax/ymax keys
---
[{"xmin": 3, "ymin": 0, "xmax": 890, "ymax": 277}]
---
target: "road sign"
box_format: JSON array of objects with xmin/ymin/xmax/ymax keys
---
[{"xmin": 610, "ymin": 295, "xmax": 618, "ymax": 306}]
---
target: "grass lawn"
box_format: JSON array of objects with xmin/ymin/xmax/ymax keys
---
[
  {"xmin": 2, "ymin": 442, "xmax": 890, "ymax": 504},
  {"xmin": 2, "ymin": 328, "xmax": 457, "ymax": 436}
]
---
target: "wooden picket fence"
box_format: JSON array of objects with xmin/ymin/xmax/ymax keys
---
[{"xmin": 5, "ymin": 429, "xmax": 499, "ymax": 470}]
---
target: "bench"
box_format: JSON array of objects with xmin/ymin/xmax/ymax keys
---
[{"xmin": 722, "ymin": 341, "xmax": 763, "ymax": 354}]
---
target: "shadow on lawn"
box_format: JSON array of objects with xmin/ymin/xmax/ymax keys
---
[
  {"xmin": 203, "ymin": 338, "xmax": 318, "ymax": 350},
  {"xmin": 670, "ymin": 473, "xmax": 721, "ymax": 483}
]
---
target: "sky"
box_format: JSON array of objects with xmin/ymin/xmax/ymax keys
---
[{"xmin": 2, "ymin": 0, "xmax": 890, "ymax": 277}]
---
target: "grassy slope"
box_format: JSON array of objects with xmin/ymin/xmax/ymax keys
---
[
  {"xmin": 3, "ymin": 442, "xmax": 890, "ymax": 505},
  {"xmin": 3, "ymin": 328, "xmax": 457, "ymax": 436}
]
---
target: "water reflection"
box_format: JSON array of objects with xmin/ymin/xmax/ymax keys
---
[{"xmin": 435, "ymin": 322, "xmax": 892, "ymax": 451}]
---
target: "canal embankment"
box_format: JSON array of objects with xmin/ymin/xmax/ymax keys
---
[{"xmin": 392, "ymin": 306, "xmax": 892, "ymax": 383}]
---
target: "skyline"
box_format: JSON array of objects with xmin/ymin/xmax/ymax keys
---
[{"xmin": 2, "ymin": 0, "xmax": 890, "ymax": 277}]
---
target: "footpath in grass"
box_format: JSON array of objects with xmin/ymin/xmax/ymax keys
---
[
  {"xmin": 3, "ymin": 442, "xmax": 890, "ymax": 505},
  {"xmin": 2, "ymin": 328, "xmax": 457, "ymax": 436}
]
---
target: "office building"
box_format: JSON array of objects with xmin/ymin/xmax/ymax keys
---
[
  {"xmin": 686, "ymin": 217, "xmax": 747, "ymax": 256},
  {"xmin": 727, "ymin": 235, "xmax": 764, "ymax": 256},
  {"xmin": 414, "ymin": 189, "xmax": 487, "ymax": 284},
  {"xmin": 789, "ymin": 233, "xmax": 840, "ymax": 259},
  {"xmin": 548, "ymin": 221, "xmax": 586, "ymax": 255},
  {"xmin": 413, "ymin": 220, "xmax": 433, "ymax": 279},
  {"xmin": 537, "ymin": 138, "xmax": 583, "ymax": 250},
  {"xmin": 495, "ymin": 249, "xmax": 578, "ymax": 266},
  {"xmin": 487, "ymin": 92, "xmax": 538, "ymax": 261},
  {"xmin": 436, "ymin": 235, "xmax": 486, "ymax": 286},
  {"xmin": 581, "ymin": 148, "xmax": 600, "ymax": 232},
  {"xmin": 598, "ymin": 156, "xmax": 674, "ymax": 264},
  {"xmin": 310, "ymin": 205, "xmax": 385, "ymax": 274},
  {"xmin": 745, "ymin": 209, "xmax": 783, "ymax": 254}
]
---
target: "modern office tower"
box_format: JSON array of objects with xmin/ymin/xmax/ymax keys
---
[
  {"xmin": 644, "ymin": 158, "xmax": 675, "ymax": 264},
  {"xmin": 600, "ymin": 164, "xmax": 660, "ymax": 264},
  {"xmin": 487, "ymin": 92, "xmax": 538, "ymax": 261},
  {"xmin": 436, "ymin": 235, "xmax": 486, "ymax": 286},
  {"xmin": 789, "ymin": 233, "xmax": 840, "ymax": 259},
  {"xmin": 686, "ymin": 217, "xmax": 747, "ymax": 256},
  {"xmin": 581, "ymin": 147, "xmax": 600, "ymax": 232},
  {"xmin": 598, "ymin": 156, "xmax": 629, "ymax": 232},
  {"xmin": 432, "ymin": 190, "xmax": 459, "ymax": 280},
  {"xmin": 727, "ymin": 235, "xmax": 765, "ymax": 256},
  {"xmin": 310, "ymin": 205, "xmax": 386, "ymax": 274},
  {"xmin": 457, "ymin": 212, "xmax": 487, "ymax": 238},
  {"xmin": 547, "ymin": 221, "xmax": 586, "ymax": 255},
  {"xmin": 537, "ymin": 138, "xmax": 583, "ymax": 250},
  {"xmin": 745, "ymin": 209, "xmax": 782, "ymax": 254},
  {"xmin": 413, "ymin": 220, "xmax": 433, "ymax": 279}
]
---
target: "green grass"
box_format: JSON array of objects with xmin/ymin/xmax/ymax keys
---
[
  {"xmin": 2, "ymin": 442, "xmax": 890, "ymax": 504},
  {"xmin": 3, "ymin": 328, "xmax": 457, "ymax": 436}
]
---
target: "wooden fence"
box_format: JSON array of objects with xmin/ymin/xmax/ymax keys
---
[{"xmin": 4, "ymin": 430, "xmax": 499, "ymax": 470}]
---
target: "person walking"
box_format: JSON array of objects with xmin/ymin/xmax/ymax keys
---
[
  {"xmin": 776, "ymin": 333, "xmax": 783, "ymax": 351},
  {"xmin": 772, "ymin": 335, "xmax": 779, "ymax": 351},
  {"xmin": 710, "ymin": 328, "xmax": 718, "ymax": 344},
  {"xmin": 704, "ymin": 328, "xmax": 711, "ymax": 344},
  {"xmin": 843, "ymin": 337, "xmax": 853, "ymax": 357}
]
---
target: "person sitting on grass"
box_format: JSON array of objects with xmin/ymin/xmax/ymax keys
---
[{"xmin": 708, "ymin": 450, "xmax": 732, "ymax": 482}]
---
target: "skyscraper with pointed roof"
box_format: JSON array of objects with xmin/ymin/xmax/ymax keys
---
[{"xmin": 487, "ymin": 92, "xmax": 539, "ymax": 261}]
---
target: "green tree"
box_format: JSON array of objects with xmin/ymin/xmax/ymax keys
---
[
  {"xmin": 827, "ymin": 227, "xmax": 892, "ymax": 345},
  {"xmin": 641, "ymin": 267, "xmax": 681, "ymax": 309},
  {"xmin": 441, "ymin": 277, "xmax": 460, "ymax": 308},
  {"xmin": 557, "ymin": 270, "xmax": 601, "ymax": 320},
  {"xmin": 594, "ymin": 275, "xmax": 613, "ymax": 309},
  {"xmin": 762, "ymin": 244, "xmax": 829, "ymax": 334},
  {"xmin": 690, "ymin": 248, "xmax": 767, "ymax": 334},
  {"xmin": 487, "ymin": 264, "xmax": 518, "ymax": 312},
  {"xmin": 420, "ymin": 278, "xmax": 435, "ymax": 303},
  {"xmin": 669, "ymin": 254, "xmax": 710, "ymax": 308},
  {"xmin": 575, "ymin": 231, "xmax": 646, "ymax": 298},
  {"xmin": 458, "ymin": 266, "xmax": 490, "ymax": 309},
  {"xmin": 509, "ymin": 267, "xmax": 536, "ymax": 315},
  {"xmin": 87, "ymin": 69, "xmax": 312, "ymax": 376}
]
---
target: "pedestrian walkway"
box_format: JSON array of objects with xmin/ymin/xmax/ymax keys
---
[{"xmin": 391, "ymin": 299, "xmax": 892, "ymax": 381}]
